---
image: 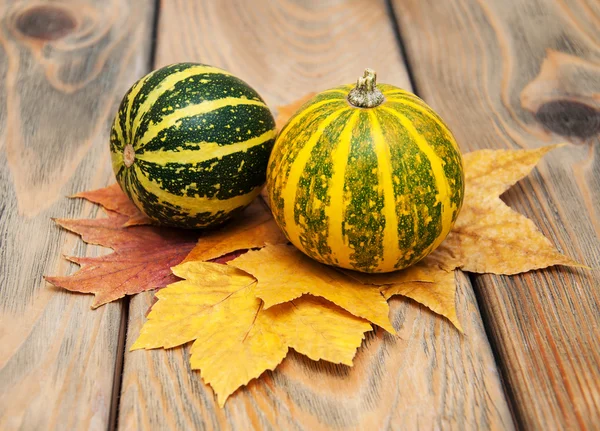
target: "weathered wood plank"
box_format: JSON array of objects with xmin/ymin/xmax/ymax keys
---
[
  {"xmin": 0, "ymin": 1, "xmax": 155, "ymax": 429},
  {"xmin": 390, "ymin": 0, "xmax": 600, "ymax": 428},
  {"xmin": 118, "ymin": 1, "xmax": 514, "ymax": 429}
]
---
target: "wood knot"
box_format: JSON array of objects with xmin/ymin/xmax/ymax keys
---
[
  {"xmin": 535, "ymin": 101, "xmax": 600, "ymax": 139},
  {"xmin": 16, "ymin": 5, "xmax": 77, "ymax": 41}
]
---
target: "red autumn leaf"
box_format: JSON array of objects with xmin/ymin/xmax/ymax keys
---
[
  {"xmin": 74, "ymin": 183, "xmax": 152, "ymax": 226},
  {"xmin": 45, "ymin": 211, "xmax": 197, "ymax": 308}
]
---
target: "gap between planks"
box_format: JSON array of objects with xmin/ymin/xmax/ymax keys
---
[
  {"xmin": 384, "ymin": 0, "xmax": 420, "ymax": 95},
  {"xmin": 471, "ymin": 285, "xmax": 524, "ymax": 430},
  {"xmin": 107, "ymin": 1, "xmax": 162, "ymax": 429},
  {"xmin": 108, "ymin": 297, "xmax": 131, "ymax": 431},
  {"xmin": 384, "ymin": 1, "xmax": 522, "ymax": 429}
]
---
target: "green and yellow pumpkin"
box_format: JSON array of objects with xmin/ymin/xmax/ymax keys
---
[
  {"xmin": 110, "ymin": 63, "xmax": 276, "ymax": 228},
  {"xmin": 267, "ymin": 69, "xmax": 464, "ymax": 273}
]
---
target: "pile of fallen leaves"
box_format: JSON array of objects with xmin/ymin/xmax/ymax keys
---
[{"xmin": 46, "ymin": 99, "xmax": 578, "ymax": 407}]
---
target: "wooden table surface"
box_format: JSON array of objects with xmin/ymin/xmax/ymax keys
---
[{"xmin": 1, "ymin": 0, "xmax": 598, "ymax": 429}]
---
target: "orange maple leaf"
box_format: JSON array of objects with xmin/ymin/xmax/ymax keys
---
[
  {"xmin": 74, "ymin": 183, "xmax": 152, "ymax": 226},
  {"xmin": 45, "ymin": 211, "xmax": 197, "ymax": 308},
  {"xmin": 48, "ymin": 185, "xmax": 287, "ymax": 307}
]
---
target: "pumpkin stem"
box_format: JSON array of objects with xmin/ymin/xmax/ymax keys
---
[{"xmin": 347, "ymin": 68, "xmax": 385, "ymax": 108}]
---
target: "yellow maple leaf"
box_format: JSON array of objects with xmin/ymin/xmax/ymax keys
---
[
  {"xmin": 340, "ymin": 259, "xmax": 461, "ymax": 331},
  {"xmin": 131, "ymin": 261, "xmax": 371, "ymax": 406},
  {"xmin": 182, "ymin": 199, "xmax": 287, "ymax": 263},
  {"xmin": 430, "ymin": 145, "xmax": 580, "ymax": 274},
  {"xmin": 379, "ymin": 265, "xmax": 462, "ymax": 331},
  {"xmin": 229, "ymin": 243, "xmax": 395, "ymax": 333}
]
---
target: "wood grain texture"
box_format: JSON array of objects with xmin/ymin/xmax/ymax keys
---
[
  {"xmin": 154, "ymin": 0, "xmax": 411, "ymax": 107},
  {"xmin": 118, "ymin": 1, "xmax": 514, "ymax": 429},
  {"xmin": 391, "ymin": 0, "xmax": 600, "ymax": 428},
  {"xmin": 0, "ymin": 0, "xmax": 155, "ymax": 429}
]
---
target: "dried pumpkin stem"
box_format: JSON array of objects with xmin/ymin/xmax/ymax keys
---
[{"xmin": 347, "ymin": 68, "xmax": 385, "ymax": 108}]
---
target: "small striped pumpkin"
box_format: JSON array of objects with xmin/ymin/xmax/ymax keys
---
[
  {"xmin": 110, "ymin": 63, "xmax": 276, "ymax": 228},
  {"xmin": 267, "ymin": 69, "xmax": 464, "ymax": 273}
]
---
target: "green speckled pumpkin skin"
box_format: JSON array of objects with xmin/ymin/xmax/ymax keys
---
[
  {"xmin": 267, "ymin": 82, "xmax": 464, "ymax": 273},
  {"xmin": 110, "ymin": 63, "xmax": 276, "ymax": 228}
]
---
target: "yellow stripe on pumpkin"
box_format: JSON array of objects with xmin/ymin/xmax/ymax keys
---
[
  {"xmin": 282, "ymin": 110, "xmax": 348, "ymax": 254},
  {"xmin": 384, "ymin": 98, "xmax": 460, "ymax": 153},
  {"xmin": 278, "ymin": 99, "xmax": 345, "ymax": 139},
  {"xmin": 381, "ymin": 88, "xmax": 424, "ymax": 103},
  {"xmin": 133, "ymin": 164, "xmax": 262, "ymax": 216},
  {"xmin": 125, "ymin": 68, "xmax": 159, "ymax": 140},
  {"xmin": 369, "ymin": 111, "xmax": 401, "ymax": 271},
  {"xmin": 317, "ymin": 88, "xmax": 349, "ymax": 96},
  {"xmin": 136, "ymin": 97, "xmax": 268, "ymax": 150},
  {"xmin": 136, "ymin": 129, "xmax": 275, "ymax": 166},
  {"xmin": 381, "ymin": 107, "xmax": 455, "ymax": 251},
  {"xmin": 326, "ymin": 111, "xmax": 359, "ymax": 268},
  {"xmin": 270, "ymin": 99, "xmax": 345, "ymax": 184},
  {"xmin": 112, "ymin": 117, "xmax": 126, "ymax": 148},
  {"xmin": 130, "ymin": 65, "xmax": 233, "ymax": 142},
  {"xmin": 110, "ymin": 150, "xmax": 124, "ymax": 176},
  {"xmin": 124, "ymin": 168, "xmax": 150, "ymax": 218}
]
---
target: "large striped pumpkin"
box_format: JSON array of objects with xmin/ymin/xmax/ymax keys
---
[
  {"xmin": 110, "ymin": 63, "xmax": 276, "ymax": 228},
  {"xmin": 267, "ymin": 69, "xmax": 464, "ymax": 273}
]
